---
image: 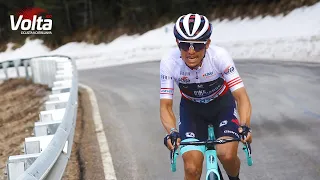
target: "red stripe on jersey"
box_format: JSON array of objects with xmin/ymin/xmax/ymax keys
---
[
  {"xmin": 229, "ymin": 79, "xmax": 242, "ymax": 88},
  {"xmin": 180, "ymin": 91, "xmax": 190, "ymax": 100},
  {"xmin": 219, "ymin": 82, "xmax": 229, "ymax": 96},
  {"xmin": 227, "ymin": 77, "xmax": 240, "ymax": 85}
]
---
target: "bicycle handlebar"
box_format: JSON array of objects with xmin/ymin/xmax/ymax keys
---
[
  {"xmin": 170, "ymin": 136, "xmax": 253, "ymax": 172},
  {"xmin": 179, "ymin": 138, "xmax": 241, "ymax": 146}
]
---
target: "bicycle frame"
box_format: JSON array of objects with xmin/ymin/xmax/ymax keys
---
[
  {"xmin": 170, "ymin": 124, "xmax": 253, "ymax": 180},
  {"xmin": 205, "ymin": 124, "xmax": 221, "ymax": 180}
]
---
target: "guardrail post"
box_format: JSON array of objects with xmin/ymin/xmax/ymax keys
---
[
  {"xmin": 24, "ymin": 135, "xmax": 54, "ymax": 154},
  {"xmin": 52, "ymin": 86, "xmax": 71, "ymax": 94},
  {"xmin": 45, "ymin": 100, "xmax": 68, "ymax": 110},
  {"xmin": 23, "ymin": 60, "xmax": 30, "ymax": 80},
  {"xmin": 34, "ymin": 121, "xmax": 62, "ymax": 136},
  {"xmin": 7, "ymin": 154, "xmax": 41, "ymax": 180},
  {"xmin": 53, "ymin": 80, "xmax": 72, "ymax": 87},
  {"xmin": 39, "ymin": 109, "xmax": 66, "ymax": 122},
  {"xmin": 30, "ymin": 58, "xmax": 40, "ymax": 84},
  {"xmin": 49, "ymin": 92, "xmax": 70, "ymax": 101},
  {"xmin": 13, "ymin": 59, "xmax": 21, "ymax": 77},
  {"xmin": 2, "ymin": 62, "xmax": 9, "ymax": 80},
  {"xmin": 30, "ymin": 57, "xmax": 58, "ymax": 88}
]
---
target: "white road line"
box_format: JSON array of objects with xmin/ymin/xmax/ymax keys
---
[{"xmin": 79, "ymin": 84, "xmax": 117, "ymax": 180}]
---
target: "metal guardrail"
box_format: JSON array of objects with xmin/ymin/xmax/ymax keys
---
[
  {"xmin": 0, "ymin": 58, "xmax": 32, "ymax": 80},
  {"xmin": 0, "ymin": 55, "xmax": 78, "ymax": 180}
]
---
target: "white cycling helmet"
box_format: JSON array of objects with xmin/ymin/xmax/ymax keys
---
[{"xmin": 173, "ymin": 13, "xmax": 212, "ymax": 41}]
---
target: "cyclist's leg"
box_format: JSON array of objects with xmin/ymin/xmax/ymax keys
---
[
  {"xmin": 179, "ymin": 98, "xmax": 206, "ymax": 180},
  {"xmin": 182, "ymin": 151, "xmax": 204, "ymax": 180},
  {"xmin": 214, "ymin": 106, "xmax": 241, "ymax": 180}
]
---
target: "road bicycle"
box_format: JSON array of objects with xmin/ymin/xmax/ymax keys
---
[{"xmin": 170, "ymin": 124, "xmax": 253, "ymax": 180}]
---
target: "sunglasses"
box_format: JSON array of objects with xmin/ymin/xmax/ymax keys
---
[{"xmin": 178, "ymin": 40, "xmax": 207, "ymax": 52}]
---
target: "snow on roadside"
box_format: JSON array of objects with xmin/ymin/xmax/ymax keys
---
[{"xmin": 0, "ymin": 2, "xmax": 319, "ymax": 69}]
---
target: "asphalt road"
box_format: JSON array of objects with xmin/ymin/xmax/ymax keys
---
[{"xmin": 79, "ymin": 60, "xmax": 320, "ymax": 180}]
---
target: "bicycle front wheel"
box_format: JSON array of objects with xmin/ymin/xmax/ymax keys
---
[{"xmin": 208, "ymin": 172, "xmax": 219, "ymax": 180}]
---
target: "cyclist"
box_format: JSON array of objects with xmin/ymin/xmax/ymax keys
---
[{"xmin": 160, "ymin": 13, "xmax": 252, "ymax": 180}]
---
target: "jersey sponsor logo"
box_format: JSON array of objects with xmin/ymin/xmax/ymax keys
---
[
  {"xmin": 180, "ymin": 71, "xmax": 191, "ymax": 76},
  {"xmin": 193, "ymin": 84, "xmax": 222, "ymax": 97},
  {"xmin": 211, "ymin": 84, "xmax": 222, "ymax": 92},
  {"xmin": 233, "ymin": 108, "xmax": 238, "ymax": 118},
  {"xmin": 193, "ymin": 88, "xmax": 222, "ymax": 100},
  {"xmin": 178, "ymin": 76, "xmax": 190, "ymax": 83},
  {"xmin": 219, "ymin": 120, "xmax": 228, "ymax": 127},
  {"xmin": 179, "ymin": 78, "xmax": 225, "ymax": 103},
  {"xmin": 197, "ymin": 84, "xmax": 204, "ymax": 88},
  {"xmin": 160, "ymin": 74, "xmax": 172, "ymax": 80},
  {"xmin": 194, "ymin": 90, "xmax": 206, "ymax": 97},
  {"xmin": 202, "ymin": 71, "xmax": 215, "ymax": 78},
  {"xmin": 185, "ymin": 132, "xmax": 195, "ymax": 138},
  {"xmin": 160, "ymin": 88, "xmax": 173, "ymax": 95},
  {"xmin": 224, "ymin": 130, "xmax": 240, "ymax": 138},
  {"xmin": 191, "ymin": 98, "xmax": 214, "ymax": 103},
  {"xmin": 224, "ymin": 65, "xmax": 235, "ymax": 75}
]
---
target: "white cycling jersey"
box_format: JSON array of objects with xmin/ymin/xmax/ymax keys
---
[{"xmin": 160, "ymin": 45, "xmax": 244, "ymax": 103}]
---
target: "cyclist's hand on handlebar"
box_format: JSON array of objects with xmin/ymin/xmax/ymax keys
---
[
  {"xmin": 238, "ymin": 125, "xmax": 252, "ymax": 144},
  {"xmin": 164, "ymin": 129, "xmax": 181, "ymax": 151}
]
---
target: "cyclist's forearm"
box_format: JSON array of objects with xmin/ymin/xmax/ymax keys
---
[
  {"xmin": 160, "ymin": 107, "xmax": 177, "ymax": 134},
  {"xmin": 237, "ymin": 95, "xmax": 252, "ymax": 127}
]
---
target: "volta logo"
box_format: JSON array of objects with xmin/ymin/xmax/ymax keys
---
[{"xmin": 10, "ymin": 7, "xmax": 52, "ymax": 34}]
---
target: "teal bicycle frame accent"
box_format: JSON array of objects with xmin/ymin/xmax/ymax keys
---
[
  {"xmin": 205, "ymin": 124, "xmax": 221, "ymax": 180},
  {"xmin": 170, "ymin": 124, "xmax": 253, "ymax": 180}
]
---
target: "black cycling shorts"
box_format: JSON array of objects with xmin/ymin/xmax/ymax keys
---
[{"xmin": 178, "ymin": 93, "xmax": 241, "ymax": 145}]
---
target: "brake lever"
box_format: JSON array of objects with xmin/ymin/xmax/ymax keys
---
[
  {"xmin": 241, "ymin": 134, "xmax": 252, "ymax": 156},
  {"xmin": 170, "ymin": 141, "xmax": 176, "ymax": 164}
]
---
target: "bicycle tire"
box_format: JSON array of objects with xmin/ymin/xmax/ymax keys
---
[
  {"xmin": 208, "ymin": 172, "xmax": 219, "ymax": 180},
  {"xmin": 207, "ymin": 166, "xmax": 224, "ymax": 180}
]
